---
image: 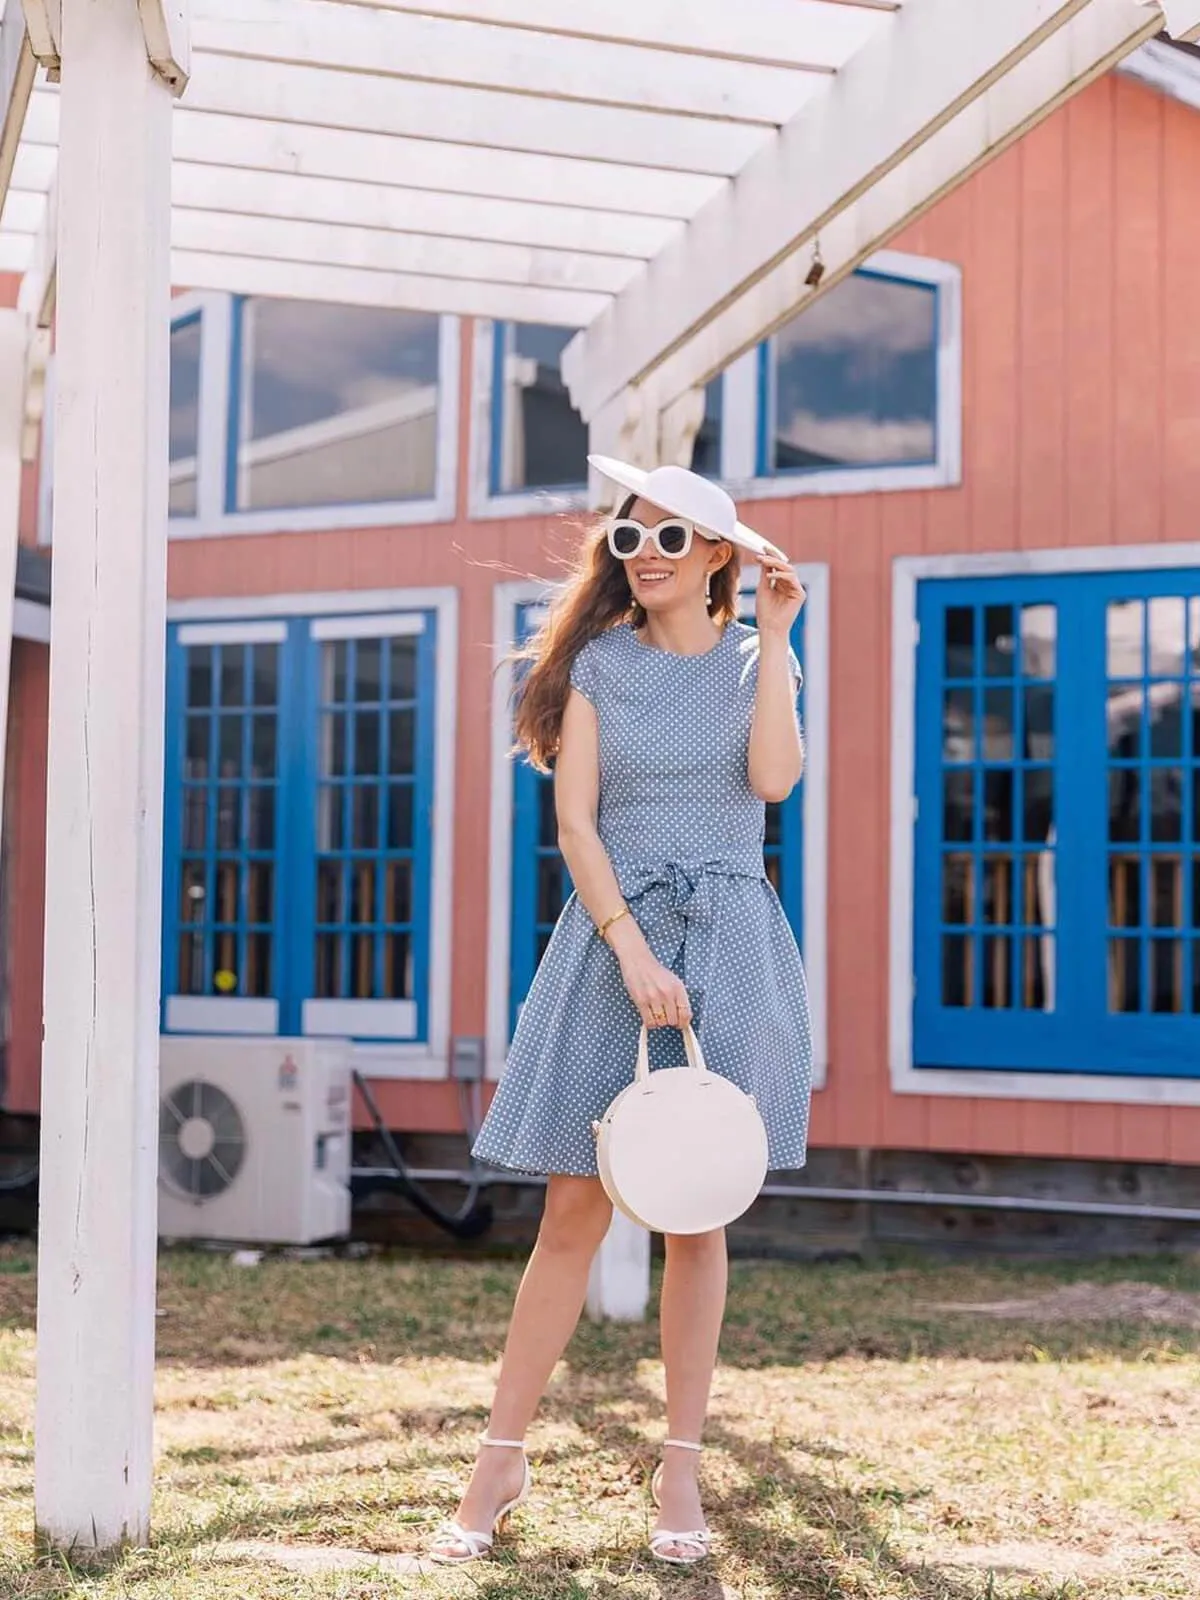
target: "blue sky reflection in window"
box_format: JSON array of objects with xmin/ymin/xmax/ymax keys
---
[
  {"xmin": 231, "ymin": 300, "xmax": 441, "ymax": 512},
  {"xmin": 765, "ymin": 272, "xmax": 937, "ymax": 474}
]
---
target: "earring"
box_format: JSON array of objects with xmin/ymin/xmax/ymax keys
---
[{"xmin": 705, "ymin": 572, "xmax": 713, "ymax": 604}]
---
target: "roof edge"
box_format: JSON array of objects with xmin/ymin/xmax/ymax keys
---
[{"xmin": 1117, "ymin": 35, "xmax": 1200, "ymax": 111}]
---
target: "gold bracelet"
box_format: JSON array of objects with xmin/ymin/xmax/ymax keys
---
[{"xmin": 596, "ymin": 905, "xmax": 630, "ymax": 942}]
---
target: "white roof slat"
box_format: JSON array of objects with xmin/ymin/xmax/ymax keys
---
[
  {"xmin": 8, "ymin": 143, "xmax": 56, "ymax": 193},
  {"xmin": 172, "ymin": 164, "xmax": 679, "ymax": 259},
  {"xmin": 340, "ymin": 0, "xmax": 897, "ymax": 71},
  {"xmin": 185, "ymin": 56, "xmax": 775, "ymax": 175},
  {"xmin": 0, "ymin": 232, "xmax": 31, "ymax": 271},
  {"xmin": 171, "ymin": 113, "xmax": 723, "ymax": 219},
  {"xmin": 171, "ymin": 209, "xmax": 643, "ymax": 294},
  {"xmin": 0, "ymin": 187, "xmax": 44, "ymax": 231},
  {"xmin": 192, "ymin": 0, "xmax": 828, "ymax": 125},
  {"xmin": 170, "ymin": 250, "xmax": 609, "ymax": 325}
]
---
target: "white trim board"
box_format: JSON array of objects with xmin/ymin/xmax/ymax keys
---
[
  {"xmin": 167, "ymin": 584, "xmax": 458, "ymax": 1082},
  {"xmin": 486, "ymin": 568, "xmax": 830, "ymax": 1087},
  {"xmin": 889, "ymin": 541, "xmax": 1200, "ymax": 1110}
]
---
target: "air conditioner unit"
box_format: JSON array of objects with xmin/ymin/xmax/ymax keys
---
[{"xmin": 158, "ymin": 1037, "xmax": 352, "ymax": 1245}]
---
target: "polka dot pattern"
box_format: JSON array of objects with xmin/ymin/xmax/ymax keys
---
[{"xmin": 473, "ymin": 619, "xmax": 813, "ymax": 1177}]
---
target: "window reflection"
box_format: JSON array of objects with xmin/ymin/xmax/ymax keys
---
[
  {"xmin": 1105, "ymin": 594, "xmax": 1200, "ymax": 1015},
  {"xmin": 233, "ymin": 300, "xmax": 441, "ymax": 511},
  {"xmin": 169, "ymin": 316, "xmax": 201, "ymax": 518},
  {"xmin": 493, "ymin": 321, "xmax": 724, "ymax": 492},
  {"xmin": 768, "ymin": 272, "xmax": 936, "ymax": 473},
  {"xmin": 935, "ymin": 598, "xmax": 1057, "ymax": 1014}
]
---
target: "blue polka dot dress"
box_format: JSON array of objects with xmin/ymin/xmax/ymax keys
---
[{"xmin": 472, "ymin": 618, "xmax": 813, "ymax": 1178}]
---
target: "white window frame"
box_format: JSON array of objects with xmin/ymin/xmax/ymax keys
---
[
  {"xmin": 890, "ymin": 541, "xmax": 1200, "ymax": 1108},
  {"xmin": 165, "ymin": 584, "xmax": 458, "ymax": 1081},
  {"xmin": 728, "ymin": 249, "xmax": 962, "ymax": 504},
  {"xmin": 486, "ymin": 568, "xmax": 830, "ymax": 1086},
  {"xmin": 38, "ymin": 296, "xmax": 460, "ymax": 544}
]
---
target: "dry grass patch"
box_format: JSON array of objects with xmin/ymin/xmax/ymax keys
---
[{"xmin": 0, "ymin": 1242, "xmax": 1197, "ymax": 1598}]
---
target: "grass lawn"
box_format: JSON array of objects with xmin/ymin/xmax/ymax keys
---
[{"xmin": 1, "ymin": 1241, "xmax": 1198, "ymax": 1598}]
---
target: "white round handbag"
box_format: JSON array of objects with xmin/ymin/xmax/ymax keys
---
[{"xmin": 593, "ymin": 1024, "xmax": 768, "ymax": 1235}]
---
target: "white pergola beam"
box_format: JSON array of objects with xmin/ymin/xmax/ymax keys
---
[
  {"xmin": 0, "ymin": 11, "xmax": 37, "ymax": 199},
  {"xmin": 645, "ymin": 0, "xmax": 1169, "ymax": 419},
  {"xmin": 184, "ymin": 55, "xmax": 770, "ymax": 176},
  {"xmin": 192, "ymin": 0, "xmax": 823, "ymax": 125},
  {"xmin": 171, "ymin": 111, "xmax": 721, "ymax": 219},
  {"xmin": 340, "ymin": 0, "xmax": 890, "ymax": 70},
  {"xmin": 1151, "ymin": 0, "xmax": 1200, "ymax": 39},
  {"xmin": 35, "ymin": 0, "xmax": 177, "ymax": 1556},
  {"xmin": 172, "ymin": 209, "xmax": 639, "ymax": 294},
  {"xmin": 564, "ymin": 0, "xmax": 1100, "ymax": 420},
  {"xmin": 170, "ymin": 249, "xmax": 606, "ymax": 325},
  {"xmin": 173, "ymin": 164, "xmax": 677, "ymax": 259}
]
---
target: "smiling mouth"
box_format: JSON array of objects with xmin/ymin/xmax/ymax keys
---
[{"xmin": 636, "ymin": 571, "xmax": 672, "ymax": 583}]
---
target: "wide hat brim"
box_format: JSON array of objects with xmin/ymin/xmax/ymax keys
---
[{"xmin": 588, "ymin": 454, "xmax": 785, "ymax": 562}]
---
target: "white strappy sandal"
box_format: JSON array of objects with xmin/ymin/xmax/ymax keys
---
[
  {"xmin": 428, "ymin": 1434, "xmax": 531, "ymax": 1565},
  {"xmin": 648, "ymin": 1437, "xmax": 712, "ymax": 1567}
]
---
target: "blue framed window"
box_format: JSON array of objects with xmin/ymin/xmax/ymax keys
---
[
  {"xmin": 227, "ymin": 298, "xmax": 443, "ymax": 513},
  {"xmin": 508, "ymin": 597, "xmax": 806, "ymax": 1035},
  {"xmin": 162, "ymin": 614, "xmax": 437, "ymax": 1043},
  {"xmin": 489, "ymin": 322, "xmax": 725, "ymax": 499},
  {"xmin": 757, "ymin": 267, "xmax": 939, "ymax": 478},
  {"xmin": 913, "ymin": 571, "xmax": 1200, "ymax": 1077}
]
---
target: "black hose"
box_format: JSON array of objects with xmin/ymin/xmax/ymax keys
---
[{"xmin": 350, "ymin": 1070, "xmax": 493, "ymax": 1240}]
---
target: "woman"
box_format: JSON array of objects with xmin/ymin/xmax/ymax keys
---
[{"xmin": 431, "ymin": 456, "xmax": 812, "ymax": 1568}]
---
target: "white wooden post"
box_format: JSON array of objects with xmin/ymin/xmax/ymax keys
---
[
  {"xmin": 33, "ymin": 0, "xmax": 177, "ymax": 1556},
  {"xmin": 0, "ymin": 309, "xmax": 29, "ymax": 864}
]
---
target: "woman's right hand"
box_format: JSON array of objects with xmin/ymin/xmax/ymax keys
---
[{"xmin": 611, "ymin": 935, "xmax": 692, "ymax": 1030}]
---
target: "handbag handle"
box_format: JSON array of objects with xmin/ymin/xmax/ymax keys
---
[{"xmin": 635, "ymin": 1022, "xmax": 710, "ymax": 1085}]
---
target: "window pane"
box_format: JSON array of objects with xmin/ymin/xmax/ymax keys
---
[
  {"xmin": 944, "ymin": 607, "xmax": 974, "ymax": 678},
  {"xmin": 769, "ymin": 273, "xmax": 937, "ymax": 472},
  {"xmin": 690, "ymin": 376, "xmax": 725, "ymax": 479},
  {"xmin": 170, "ymin": 640, "xmax": 280, "ymax": 1014},
  {"xmin": 1020, "ymin": 605, "xmax": 1056, "ymax": 678},
  {"xmin": 169, "ymin": 317, "xmax": 201, "ymax": 519},
  {"xmin": 495, "ymin": 323, "xmax": 587, "ymax": 493},
  {"xmin": 233, "ymin": 300, "xmax": 440, "ymax": 510},
  {"xmin": 187, "ymin": 646, "xmax": 213, "ymax": 709}
]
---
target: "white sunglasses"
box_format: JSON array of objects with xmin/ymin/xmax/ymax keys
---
[{"xmin": 606, "ymin": 516, "xmax": 717, "ymax": 562}]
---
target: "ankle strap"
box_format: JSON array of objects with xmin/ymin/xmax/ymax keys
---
[
  {"xmin": 479, "ymin": 1434, "xmax": 525, "ymax": 1449},
  {"xmin": 663, "ymin": 1438, "xmax": 702, "ymax": 1452}
]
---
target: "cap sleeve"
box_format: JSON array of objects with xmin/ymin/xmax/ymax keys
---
[{"xmin": 569, "ymin": 638, "xmax": 600, "ymax": 707}]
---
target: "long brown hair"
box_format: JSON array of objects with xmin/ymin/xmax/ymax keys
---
[{"xmin": 513, "ymin": 498, "xmax": 740, "ymax": 771}]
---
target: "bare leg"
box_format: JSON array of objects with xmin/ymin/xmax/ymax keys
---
[
  {"xmin": 432, "ymin": 1175, "xmax": 613, "ymax": 1554},
  {"xmin": 655, "ymin": 1227, "xmax": 727, "ymax": 1557}
]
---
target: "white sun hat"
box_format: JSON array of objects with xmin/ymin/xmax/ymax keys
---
[{"xmin": 588, "ymin": 454, "xmax": 786, "ymax": 562}]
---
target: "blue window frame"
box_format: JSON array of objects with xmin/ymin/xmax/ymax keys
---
[
  {"xmin": 508, "ymin": 598, "xmax": 806, "ymax": 1035},
  {"xmin": 163, "ymin": 614, "xmax": 437, "ymax": 1043},
  {"xmin": 756, "ymin": 266, "xmax": 939, "ymax": 479},
  {"xmin": 913, "ymin": 571, "xmax": 1200, "ymax": 1077}
]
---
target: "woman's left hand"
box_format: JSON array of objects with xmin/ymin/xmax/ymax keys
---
[{"xmin": 754, "ymin": 551, "xmax": 806, "ymax": 636}]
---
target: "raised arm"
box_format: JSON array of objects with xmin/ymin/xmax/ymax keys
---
[{"xmin": 747, "ymin": 556, "xmax": 806, "ymax": 803}]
